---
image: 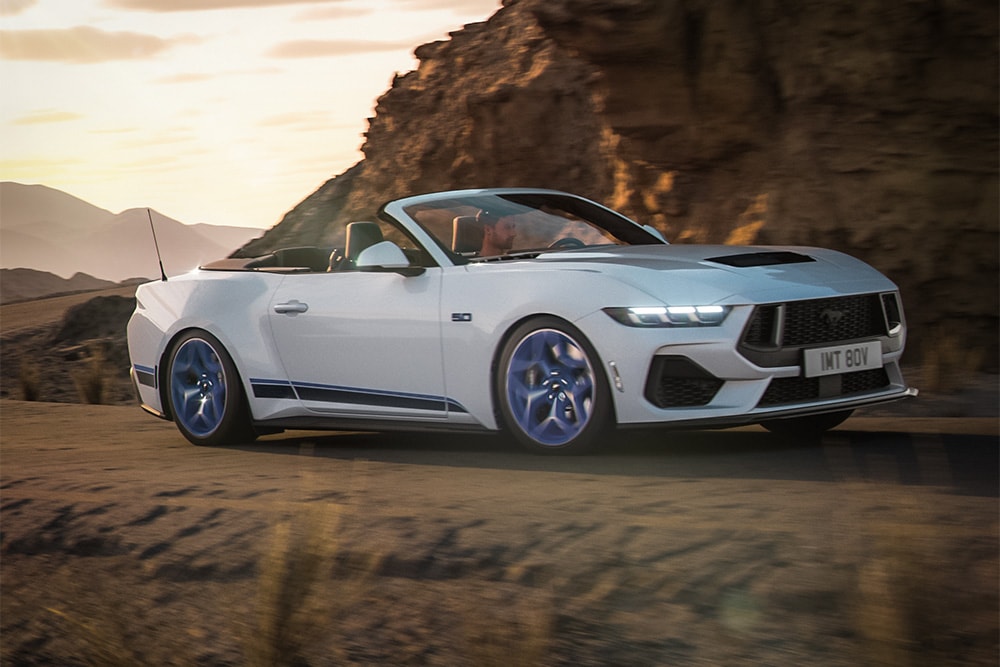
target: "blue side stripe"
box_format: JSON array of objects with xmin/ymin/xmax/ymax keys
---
[{"xmin": 249, "ymin": 378, "xmax": 467, "ymax": 414}]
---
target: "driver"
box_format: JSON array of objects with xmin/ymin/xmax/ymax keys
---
[{"xmin": 477, "ymin": 208, "xmax": 517, "ymax": 257}]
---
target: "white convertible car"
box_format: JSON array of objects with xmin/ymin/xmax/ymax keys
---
[{"xmin": 127, "ymin": 188, "xmax": 916, "ymax": 453}]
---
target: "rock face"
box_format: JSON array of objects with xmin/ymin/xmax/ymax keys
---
[{"xmin": 237, "ymin": 0, "xmax": 998, "ymax": 369}]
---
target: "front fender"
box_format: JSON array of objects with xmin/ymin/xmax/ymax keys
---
[{"xmin": 438, "ymin": 264, "xmax": 663, "ymax": 430}]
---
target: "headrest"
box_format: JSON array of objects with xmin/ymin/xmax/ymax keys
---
[{"xmin": 451, "ymin": 216, "xmax": 483, "ymax": 254}]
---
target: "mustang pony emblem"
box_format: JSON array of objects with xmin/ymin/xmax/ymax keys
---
[{"xmin": 820, "ymin": 308, "xmax": 847, "ymax": 327}]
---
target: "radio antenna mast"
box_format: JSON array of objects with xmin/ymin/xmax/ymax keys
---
[{"xmin": 146, "ymin": 208, "xmax": 168, "ymax": 281}]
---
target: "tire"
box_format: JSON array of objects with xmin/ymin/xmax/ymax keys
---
[
  {"xmin": 166, "ymin": 330, "xmax": 253, "ymax": 446},
  {"xmin": 495, "ymin": 317, "xmax": 612, "ymax": 454},
  {"xmin": 760, "ymin": 409, "xmax": 853, "ymax": 437}
]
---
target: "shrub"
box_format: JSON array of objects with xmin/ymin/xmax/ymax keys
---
[
  {"xmin": 73, "ymin": 344, "xmax": 106, "ymax": 405},
  {"xmin": 19, "ymin": 359, "xmax": 40, "ymax": 401}
]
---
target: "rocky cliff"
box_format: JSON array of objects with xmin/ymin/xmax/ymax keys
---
[{"xmin": 237, "ymin": 0, "xmax": 998, "ymax": 369}]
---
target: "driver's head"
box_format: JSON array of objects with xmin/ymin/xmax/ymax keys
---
[{"xmin": 477, "ymin": 209, "xmax": 517, "ymax": 252}]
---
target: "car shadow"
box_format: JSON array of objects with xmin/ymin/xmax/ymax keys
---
[{"xmin": 228, "ymin": 425, "xmax": 999, "ymax": 497}]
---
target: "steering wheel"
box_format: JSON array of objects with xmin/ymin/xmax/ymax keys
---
[{"xmin": 548, "ymin": 237, "xmax": 586, "ymax": 250}]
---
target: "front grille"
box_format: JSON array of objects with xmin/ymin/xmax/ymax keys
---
[
  {"xmin": 781, "ymin": 294, "xmax": 886, "ymax": 346},
  {"xmin": 645, "ymin": 356, "xmax": 724, "ymax": 408},
  {"xmin": 743, "ymin": 294, "xmax": 887, "ymax": 348},
  {"xmin": 759, "ymin": 367, "xmax": 891, "ymax": 407},
  {"xmin": 739, "ymin": 293, "xmax": 891, "ymax": 367}
]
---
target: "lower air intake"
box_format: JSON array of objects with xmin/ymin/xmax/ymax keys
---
[
  {"xmin": 645, "ymin": 356, "xmax": 724, "ymax": 408},
  {"xmin": 758, "ymin": 368, "xmax": 891, "ymax": 407}
]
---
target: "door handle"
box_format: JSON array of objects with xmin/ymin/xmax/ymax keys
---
[{"xmin": 274, "ymin": 300, "xmax": 309, "ymax": 314}]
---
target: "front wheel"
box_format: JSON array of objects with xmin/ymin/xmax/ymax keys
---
[
  {"xmin": 760, "ymin": 409, "xmax": 853, "ymax": 437},
  {"xmin": 166, "ymin": 330, "xmax": 253, "ymax": 446},
  {"xmin": 495, "ymin": 318, "xmax": 612, "ymax": 454}
]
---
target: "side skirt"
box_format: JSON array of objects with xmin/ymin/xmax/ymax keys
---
[{"xmin": 252, "ymin": 416, "xmax": 495, "ymax": 435}]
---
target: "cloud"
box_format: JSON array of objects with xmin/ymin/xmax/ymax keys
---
[
  {"xmin": 13, "ymin": 110, "xmax": 85, "ymax": 125},
  {"xmin": 0, "ymin": 0, "xmax": 36, "ymax": 16},
  {"xmin": 89, "ymin": 127, "xmax": 140, "ymax": 135},
  {"xmin": 154, "ymin": 67, "xmax": 281, "ymax": 85},
  {"xmin": 0, "ymin": 157, "xmax": 86, "ymax": 176},
  {"xmin": 392, "ymin": 0, "xmax": 500, "ymax": 13},
  {"xmin": 118, "ymin": 126, "xmax": 199, "ymax": 150},
  {"xmin": 266, "ymin": 38, "xmax": 416, "ymax": 59},
  {"xmin": 0, "ymin": 26, "xmax": 197, "ymax": 63},
  {"xmin": 156, "ymin": 72, "xmax": 216, "ymax": 84},
  {"xmin": 257, "ymin": 111, "xmax": 348, "ymax": 132},
  {"xmin": 295, "ymin": 5, "xmax": 371, "ymax": 21},
  {"xmin": 258, "ymin": 111, "xmax": 326, "ymax": 126},
  {"xmin": 107, "ymin": 0, "xmax": 351, "ymax": 11},
  {"xmin": 119, "ymin": 153, "xmax": 185, "ymax": 171}
]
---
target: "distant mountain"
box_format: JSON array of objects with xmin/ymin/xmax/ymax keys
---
[
  {"xmin": 0, "ymin": 268, "xmax": 119, "ymax": 304},
  {"xmin": 0, "ymin": 182, "xmax": 262, "ymax": 282}
]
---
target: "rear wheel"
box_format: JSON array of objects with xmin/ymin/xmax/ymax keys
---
[
  {"xmin": 496, "ymin": 317, "xmax": 611, "ymax": 454},
  {"xmin": 166, "ymin": 330, "xmax": 253, "ymax": 446},
  {"xmin": 760, "ymin": 409, "xmax": 853, "ymax": 437}
]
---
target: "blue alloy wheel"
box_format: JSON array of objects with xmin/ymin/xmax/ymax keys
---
[
  {"xmin": 500, "ymin": 320, "xmax": 609, "ymax": 453},
  {"xmin": 166, "ymin": 331, "xmax": 251, "ymax": 446},
  {"xmin": 170, "ymin": 337, "xmax": 227, "ymax": 437}
]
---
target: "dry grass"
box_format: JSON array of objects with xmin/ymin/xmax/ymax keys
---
[
  {"xmin": 25, "ymin": 461, "xmax": 556, "ymax": 666},
  {"xmin": 72, "ymin": 343, "xmax": 107, "ymax": 405},
  {"xmin": 18, "ymin": 359, "xmax": 40, "ymax": 401},
  {"xmin": 247, "ymin": 501, "xmax": 343, "ymax": 667},
  {"xmin": 245, "ymin": 466, "xmax": 552, "ymax": 666},
  {"xmin": 42, "ymin": 573, "xmax": 147, "ymax": 667},
  {"xmin": 852, "ymin": 506, "xmax": 998, "ymax": 667},
  {"xmin": 462, "ymin": 591, "xmax": 553, "ymax": 666},
  {"xmin": 920, "ymin": 326, "xmax": 986, "ymax": 393},
  {"xmin": 22, "ymin": 496, "xmax": 994, "ymax": 666}
]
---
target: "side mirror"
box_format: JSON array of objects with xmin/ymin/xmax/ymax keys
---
[{"xmin": 355, "ymin": 241, "xmax": 425, "ymax": 276}]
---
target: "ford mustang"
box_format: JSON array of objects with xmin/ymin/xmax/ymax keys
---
[{"xmin": 127, "ymin": 188, "xmax": 916, "ymax": 453}]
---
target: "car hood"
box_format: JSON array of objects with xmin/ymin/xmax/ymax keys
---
[{"xmin": 532, "ymin": 244, "xmax": 899, "ymax": 304}]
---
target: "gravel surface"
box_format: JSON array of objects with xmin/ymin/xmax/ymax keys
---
[{"xmin": 2, "ymin": 401, "xmax": 996, "ymax": 666}]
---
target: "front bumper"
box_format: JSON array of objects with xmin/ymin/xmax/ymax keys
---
[
  {"xmin": 621, "ymin": 381, "xmax": 918, "ymax": 430},
  {"xmin": 579, "ymin": 291, "xmax": 914, "ymax": 429}
]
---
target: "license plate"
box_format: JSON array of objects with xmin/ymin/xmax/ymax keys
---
[{"xmin": 803, "ymin": 341, "xmax": 882, "ymax": 378}]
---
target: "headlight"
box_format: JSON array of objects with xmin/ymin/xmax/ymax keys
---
[{"xmin": 603, "ymin": 305, "xmax": 730, "ymax": 327}]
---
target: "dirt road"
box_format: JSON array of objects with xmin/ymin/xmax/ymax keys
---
[{"xmin": 2, "ymin": 400, "xmax": 997, "ymax": 665}]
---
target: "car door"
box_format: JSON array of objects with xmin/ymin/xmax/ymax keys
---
[{"xmin": 267, "ymin": 267, "xmax": 447, "ymax": 419}]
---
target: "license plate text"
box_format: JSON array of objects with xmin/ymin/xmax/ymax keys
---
[{"xmin": 803, "ymin": 341, "xmax": 882, "ymax": 378}]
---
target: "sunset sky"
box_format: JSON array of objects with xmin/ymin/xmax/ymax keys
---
[{"xmin": 0, "ymin": 0, "xmax": 501, "ymax": 229}]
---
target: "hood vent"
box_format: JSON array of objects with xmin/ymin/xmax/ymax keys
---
[{"xmin": 706, "ymin": 251, "xmax": 816, "ymax": 268}]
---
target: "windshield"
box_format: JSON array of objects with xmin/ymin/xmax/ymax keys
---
[{"xmin": 399, "ymin": 192, "xmax": 663, "ymax": 261}]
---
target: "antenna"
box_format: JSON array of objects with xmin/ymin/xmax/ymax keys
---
[{"xmin": 146, "ymin": 208, "xmax": 168, "ymax": 281}]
